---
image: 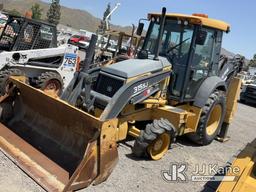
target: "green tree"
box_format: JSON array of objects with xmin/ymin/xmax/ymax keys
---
[
  {"xmin": 47, "ymin": 0, "xmax": 61, "ymax": 25},
  {"xmin": 97, "ymin": 3, "xmax": 111, "ymax": 34},
  {"xmin": 5, "ymin": 9, "xmax": 21, "ymax": 16},
  {"xmin": 249, "ymin": 54, "xmax": 256, "ymax": 67},
  {"xmin": 31, "ymin": 3, "xmax": 43, "ymax": 20}
]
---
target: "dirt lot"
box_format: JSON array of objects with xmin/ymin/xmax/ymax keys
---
[{"xmin": 0, "ymin": 102, "xmax": 255, "ymax": 192}]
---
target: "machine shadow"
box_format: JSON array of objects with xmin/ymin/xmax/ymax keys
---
[{"xmin": 123, "ymin": 135, "xmax": 202, "ymax": 161}]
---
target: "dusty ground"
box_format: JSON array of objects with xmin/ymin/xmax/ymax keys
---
[{"xmin": 0, "ymin": 102, "xmax": 255, "ymax": 192}]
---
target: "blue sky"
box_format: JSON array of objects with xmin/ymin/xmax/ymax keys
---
[{"xmin": 44, "ymin": 0, "xmax": 255, "ymax": 59}]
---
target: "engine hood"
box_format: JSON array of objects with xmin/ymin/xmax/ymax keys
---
[{"xmin": 101, "ymin": 57, "xmax": 171, "ymax": 79}]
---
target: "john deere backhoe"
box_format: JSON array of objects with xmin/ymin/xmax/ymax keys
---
[{"xmin": 0, "ymin": 8, "xmax": 242, "ymax": 192}]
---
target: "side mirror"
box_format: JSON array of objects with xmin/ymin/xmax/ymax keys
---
[
  {"xmin": 196, "ymin": 30, "xmax": 207, "ymax": 45},
  {"xmin": 136, "ymin": 23, "xmax": 144, "ymax": 36}
]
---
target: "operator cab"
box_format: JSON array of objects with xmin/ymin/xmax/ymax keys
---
[
  {"xmin": 0, "ymin": 14, "xmax": 57, "ymax": 51},
  {"xmin": 139, "ymin": 13, "xmax": 230, "ymax": 102}
]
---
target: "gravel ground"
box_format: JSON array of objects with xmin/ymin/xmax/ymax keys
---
[{"xmin": 0, "ymin": 102, "xmax": 255, "ymax": 192}]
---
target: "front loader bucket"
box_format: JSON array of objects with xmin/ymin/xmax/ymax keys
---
[{"xmin": 0, "ymin": 78, "xmax": 118, "ymax": 192}]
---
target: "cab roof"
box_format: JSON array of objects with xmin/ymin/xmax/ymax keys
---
[{"xmin": 148, "ymin": 13, "xmax": 230, "ymax": 32}]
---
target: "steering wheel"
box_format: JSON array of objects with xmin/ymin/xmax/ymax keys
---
[
  {"xmin": 167, "ymin": 51, "xmax": 178, "ymax": 64},
  {"xmin": 167, "ymin": 38, "xmax": 190, "ymax": 54}
]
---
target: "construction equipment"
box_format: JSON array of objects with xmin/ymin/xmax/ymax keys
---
[
  {"xmin": 0, "ymin": 45, "xmax": 79, "ymax": 96},
  {"xmin": 0, "ymin": 13, "xmax": 57, "ymax": 51},
  {"xmin": 0, "ymin": 14, "xmax": 79, "ymax": 95},
  {"xmin": 204, "ymin": 139, "xmax": 256, "ymax": 192},
  {"xmin": 240, "ymin": 79, "xmax": 256, "ymax": 105},
  {"xmin": 0, "ymin": 8, "xmax": 242, "ymax": 191},
  {"xmin": 94, "ymin": 27, "xmax": 141, "ymax": 65},
  {"xmin": 80, "ymin": 26, "xmax": 143, "ymax": 70}
]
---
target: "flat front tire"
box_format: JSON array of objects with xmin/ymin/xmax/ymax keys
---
[{"xmin": 132, "ymin": 119, "xmax": 176, "ymax": 160}]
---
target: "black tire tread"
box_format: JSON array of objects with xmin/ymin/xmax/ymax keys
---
[
  {"xmin": 0, "ymin": 68, "xmax": 24, "ymax": 96},
  {"xmin": 35, "ymin": 71, "xmax": 63, "ymax": 93},
  {"xmin": 132, "ymin": 118, "xmax": 176, "ymax": 158},
  {"xmin": 189, "ymin": 90, "xmax": 226, "ymax": 145}
]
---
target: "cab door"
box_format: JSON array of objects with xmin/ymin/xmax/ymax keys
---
[{"xmin": 183, "ymin": 28, "xmax": 223, "ymax": 101}]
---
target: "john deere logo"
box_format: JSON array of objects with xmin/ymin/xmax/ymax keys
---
[
  {"xmin": 107, "ymin": 86, "xmax": 113, "ymax": 93},
  {"xmin": 161, "ymin": 163, "xmax": 239, "ymax": 183}
]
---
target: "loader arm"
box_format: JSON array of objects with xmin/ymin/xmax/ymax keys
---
[{"xmin": 0, "ymin": 46, "xmax": 68, "ymax": 69}]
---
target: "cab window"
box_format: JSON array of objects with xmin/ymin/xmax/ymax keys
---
[
  {"xmin": 185, "ymin": 28, "xmax": 215, "ymax": 99},
  {"xmin": 191, "ymin": 28, "xmax": 215, "ymax": 81}
]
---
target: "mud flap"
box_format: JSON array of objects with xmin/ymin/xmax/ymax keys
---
[{"xmin": 0, "ymin": 77, "xmax": 118, "ymax": 192}]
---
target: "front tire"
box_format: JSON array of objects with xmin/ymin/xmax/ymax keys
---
[
  {"xmin": 132, "ymin": 119, "xmax": 176, "ymax": 160},
  {"xmin": 36, "ymin": 72, "xmax": 63, "ymax": 96},
  {"xmin": 0, "ymin": 68, "xmax": 24, "ymax": 96},
  {"xmin": 188, "ymin": 90, "xmax": 226, "ymax": 145}
]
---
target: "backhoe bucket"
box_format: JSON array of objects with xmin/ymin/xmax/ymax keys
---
[{"xmin": 0, "ymin": 77, "xmax": 118, "ymax": 192}]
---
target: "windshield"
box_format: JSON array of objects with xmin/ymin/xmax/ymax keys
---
[{"xmin": 143, "ymin": 19, "xmax": 194, "ymax": 66}]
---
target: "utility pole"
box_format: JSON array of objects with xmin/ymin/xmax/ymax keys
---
[{"xmin": 105, "ymin": 3, "xmax": 121, "ymax": 31}]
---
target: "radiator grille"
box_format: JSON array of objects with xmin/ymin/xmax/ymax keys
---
[{"xmin": 95, "ymin": 74, "xmax": 124, "ymax": 97}]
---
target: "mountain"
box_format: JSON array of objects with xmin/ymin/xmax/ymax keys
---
[
  {"xmin": 221, "ymin": 48, "xmax": 250, "ymax": 65},
  {"xmin": 221, "ymin": 48, "xmax": 236, "ymax": 58},
  {"xmin": 0, "ymin": 0, "xmax": 249, "ymax": 62},
  {"xmin": 0, "ymin": 0, "xmax": 134, "ymax": 33}
]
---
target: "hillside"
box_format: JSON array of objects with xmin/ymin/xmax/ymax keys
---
[
  {"xmin": 1, "ymin": 0, "xmax": 249, "ymax": 61},
  {"xmin": 1, "ymin": 0, "xmax": 133, "ymax": 33},
  {"xmin": 221, "ymin": 48, "xmax": 235, "ymax": 58}
]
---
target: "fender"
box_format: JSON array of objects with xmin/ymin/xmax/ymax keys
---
[{"xmin": 193, "ymin": 76, "xmax": 227, "ymax": 108}]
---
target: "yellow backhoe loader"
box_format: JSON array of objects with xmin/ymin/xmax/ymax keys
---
[{"xmin": 0, "ymin": 8, "xmax": 243, "ymax": 192}]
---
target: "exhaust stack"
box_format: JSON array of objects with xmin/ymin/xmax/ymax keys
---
[{"xmin": 154, "ymin": 7, "xmax": 167, "ymax": 60}]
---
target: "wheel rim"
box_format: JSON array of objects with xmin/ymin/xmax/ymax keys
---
[
  {"xmin": 206, "ymin": 104, "xmax": 222, "ymax": 136},
  {"xmin": 43, "ymin": 79, "xmax": 61, "ymax": 95},
  {"xmin": 147, "ymin": 132, "xmax": 170, "ymax": 160}
]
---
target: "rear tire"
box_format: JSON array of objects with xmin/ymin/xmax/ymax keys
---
[
  {"xmin": 188, "ymin": 90, "xmax": 226, "ymax": 145},
  {"xmin": 36, "ymin": 72, "xmax": 63, "ymax": 96},
  {"xmin": 132, "ymin": 119, "xmax": 176, "ymax": 160},
  {"xmin": 0, "ymin": 68, "xmax": 24, "ymax": 96}
]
